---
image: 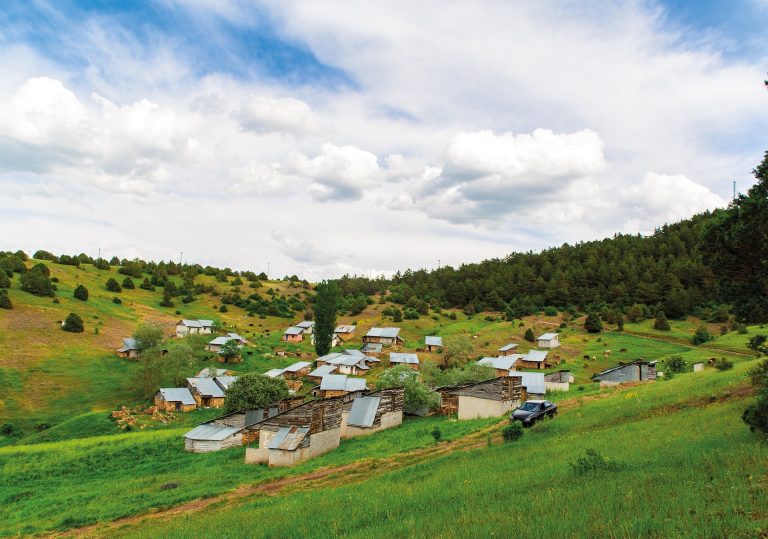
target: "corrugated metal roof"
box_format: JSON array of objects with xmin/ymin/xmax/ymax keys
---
[
  {"xmin": 477, "ymin": 355, "xmax": 520, "ymax": 370},
  {"xmin": 158, "ymin": 387, "xmax": 196, "ymax": 405},
  {"xmin": 524, "ymin": 350, "xmax": 549, "ymax": 363},
  {"xmin": 268, "ymin": 426, "xmax": 309, "ymax": 450},
  {"xmin": 335, "ymin": 325, "xmax": 356, "ymax": 333},
  {"xmin": 283, "ymin": 361, "xmax": 311, "ymax": 372},
  {"xmin": 498, "ymin": 343, "xmax": 518, "ymax": 352},
  {"xmin": 214, "ymin": 375, "xmax": 238, "ymax": 390},
  {"xmin": 390, "ymin": 352, "xmax": 419, "ymax": 364},
  {"xmin": 121, "ymin": 337, "xmax": 139, "ymax": 350},
  {"xmin": 366, "ymin": 327, "xmax": 401, "ymax": 338},
  {"xmin": 263, "ymin": 368, "xmax": 285, "ymax": 378},
  {"xmin": 425, "ymin": 336, "xmax": 443, "ymax": 347},
  {"xmin": 283, "ymin": 326, "xmax": 304, "ymax": 335},
  {"xmin": 345, "ymin": 377, "xmax": 368, "ymax": 392},
  {"xmin": 296, "ymin": 321, "xmax": 315, "ymax": 329},
  {"xmin": 309, "ymin": 364, "xmax": 338, "ymax": 378},
  {"xmin": 196, "ymin": 368, "xmax": 228, "ymax": 378},
  {"xmin": 592, "ymin": 360, "xmax": 657, "ymax": 378},
  {"xmin": 347, "ymin": 396, "xmax": 381, "ymax": 427},
  {"xmin": 184, "ymin": 424, "xmax": 240, "ymax": 441},
  {"xmin": 179, "ymin": 319, "xmax": 214, "ymax": 328},
  {"xmin": 208, "ymin": 335, "xmax": 245, "ymax": 346},
  {"xmin": 508, "ymin": 371, "xmax": 546, "ymax": 395},
  {"xmin": 199, "ymin": 320, "xmax": 214, "ymax": 327},
  {"xmin": 361, "ymin": 342, "xmax": 382, "ymax": 353},
  {"xmin": 320, "ymin": 374, "xmax": 348, "ymax": 391},
  {"xmin": 187, "ymin": 377, "xmax": 225, "ymax": 398},
  {"xmin": 538, "ymin": 333, "xmax": 559, "ymax": 340}
]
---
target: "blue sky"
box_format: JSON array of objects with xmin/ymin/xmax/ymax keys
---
[{"xmin": 0, "ymin": 1, "xmax": 765, "ymax": 278}]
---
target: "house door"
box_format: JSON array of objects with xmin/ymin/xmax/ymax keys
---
[
  {"xmin": 203, "ymin": 397, "xmax": 211, "ymax": 407},
  {"xmin": 175, "ymin": 402, "xmax": 182, "ymax": 411}
]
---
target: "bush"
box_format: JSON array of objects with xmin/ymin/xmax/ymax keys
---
[
  {"xmin": 713, "ymin": 358, "xmax": 733, "ymax": 371},
  {"xmin": 112, "ymin": 297, "xmax": 122, "ymax": 305},
  {"xmin": 431, "ymin": 426, "xmax": 442, "ymax": 443},
  {"xmin": 0, "ymin": 271, "xmax": 10, "ymax": 289},
  {"xmin": 663, "ymin": 355, "xmax": 687, "ymax": 376},
  {"xmin": 105, "ymin": 278, "xmax": 122, "ymax": 292},
  {"xmin": 654, "ymin": 311, "xmax": 671, "ymax": 331},
  {"xmin": 543, "ymin": 306, "xmax": 558, "ymax": 316},
  {"xmin": 584, "ymin": 313, "xmax": 603, "ymax": 333},
  {"xmin": 502, "ymin": 423, "xmax": 524, "ymax": 442},
  {"xmin": 742, "ymin": 399, "xmax": 768, "ymax": 437},
  {"xmin": 692, "ymin": 326, "xmax": 712, "ymax": 345},
  {"xmin": 224, "ymin": 374, "xmax": 290, "ymax": 413},
  {"xmin": 219, "ymin": 305, "xmax": 228, "ymax": 313},
  {"xmin": 122, "ymin": 277, "xmax": 135, "ymax": 290},
  {"xmin": 524, "ymin": 328, "xmax": 535, "ymax": 342},
  {"xmin": 20, "ymin": 267, "xmax": 55, "ymax": 297},
  {"xmin": 736, "ymin": 323, "xmax": 749, "ymax": 334},
  {"xmin": 73, "ymin": 284, "xmax": 89, "ymax": 301},
  {"xmin": 570, "ymin": 449, "xmax": 619, "ymax": 475},
  {"xmin": 62, "ymin": 313, "xmax": 84, "ymax": 333},
  {"xmin": 0, "ymin": 290, "xmax": 12, "ymax": 309}
]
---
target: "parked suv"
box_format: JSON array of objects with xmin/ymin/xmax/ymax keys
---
[{"xmin": 510, "ymin": 400, "xmax": 557, "ymax": 427}]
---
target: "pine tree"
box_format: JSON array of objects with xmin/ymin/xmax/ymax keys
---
[
  {"xmin": 62, "ymin": 313, "xmax": 84, "ymax": 333},
  {"xmin": 524, "ymin": 328, "xmax": 535, "ymax": 342},
  {"xmin": 314, "ymin": 281, "xmax": 339, "ymax": 356},
  {"xmin": 584, "ymin": 313, "xmax": 603, "ymax": 333},
  {"xmin": 105, "ymin": 278, "xmax": 122, "ymax": 292},
  {"xmin": 654, "ymin": 310, "xmax": 671, "ymax": 331}
]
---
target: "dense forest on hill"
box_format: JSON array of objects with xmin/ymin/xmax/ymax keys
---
[{"xmin": 339, "ymin": 151, "xmax": 768, "ymax": 323}]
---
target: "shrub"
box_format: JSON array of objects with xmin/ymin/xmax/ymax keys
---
[
  {"xmin": 224, "ymin": 374, "xmax": 290, "ymax": 413},
  {"xmin": 663, "ymin": 355, "xmax": 687, "ymax": 376},
  {"xmin": 584, "ymin": 312, "xmax": 603, "ymax": 333},
  {"xmin": 0, "ymin": 271, "xmax": 9, "ymax": 289},
  {"xmin": 431, "ymin": 426, "xmax": 442, "ymax": 443},
  {"xmin": 20, "ymin": 267, "xmax": 55, "ymax": 297},
  {"xmin": 502, "ymin": 423, "xmax": 524, "ymax": 442},
  {"xmin": 62, "ymin": 313, "xmax": 84, "ymax": 333},
  {"xmin": 0, "ymin": 290, "xmax": 12, "ymax": 309},
  {"xmin": 219, "ymin": 305, "xmax": 228, "ymax": 313},
  {"xmin": 122, "ymin": 277, "xmax": 135, "ymax": 290},
  {"xmin": 742, "ymin": 399, "xmax": 768, "ymax": 437},
  {"xmin": 93, "ymin": 258, "xmax": 110, "ymax": 270},
  {"xmin": 736, "ymin": 323, "xmax": 749, "ymax": 334},
  {"xmin": 73, "ymin": 284, "xmax": 89, "ymax": 301},
  {"xmin": 713, "ymin": 358, "xmax": 733, "ymax": 371},
  {"xmin": 570, "ymin": 449, "xmax": 619, "ymax": 475},
  {"xmin": 692, "ymin": 326, "xmax": 712, "ymax": 345},
  {"xmin": 105, "ymin": 278, "xmax": 122, "ymax": 292},
  {"xmin": 654, "ymin": 311, "xmax": 671, "ymax": 331},
  {"xmin": 543, "ymin": 306, "xmax": 558, "ymax": 316},
  {"xmin": 112, "ymin": 297, "xmax": 122, "ymax": 305},
  {"xmin": 524, "ymin": 328, "xmax": 535, "ymax": 342}
]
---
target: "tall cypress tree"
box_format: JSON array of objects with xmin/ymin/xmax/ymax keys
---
[{"xmin": 314, "ymin": 281, "xmax": 339, "ymax": 356}]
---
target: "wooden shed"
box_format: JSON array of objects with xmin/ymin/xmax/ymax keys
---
[
  {"xmin": 312, "ymin": 374, "xmax": 367, "ymax": 399},
  {"xmin": 537, "ymin": 332, "xmax": 561, "ymax": 349},
  {"xmin": 425, "ymin": 336, "xmax": 443, "ymax": 353},
  {"xmin": 498, "ymin": 343, "xmax": 519, "ymax": 356},
  {"xmin": 389, "ymin": 352, "xmax": 420, "ymax": 370},
  {"xmin": 363, "ymin": 327, "xmax": 404, "ymax": 346},
  {"xmin": 448, "ymin": 376, "xmax": 523, "ymax": 420},
  {"xmin": 116, "ymin": 337, "xmax": 141, "ymax": 359},
  {"xmin": 592, "ymin": 360, "xmax": 658, "ymax": 387},
  {"xmin": 187, "ymin": 377, "xmax": 226, "ymax": 408},
  {"xmin": 155, "ymin": 387, "xmax": 197, "ymax": 412},
  {"xmin": 334, "ymin": 325, "xmax": 357, "ymax": 341},
  {"xmin": 516, "ymin": 349, "xmax": 550, "ymax": 370},
  {"xmin": 341, "ymin": 388, "xmax": 404, "ymax": 438},
  {"xmin": 477, "ymin": 355, "xmax": 521, "ymax": 377},
  {"xmin": 245, "ymin": 398, "xmax": 344, "ymax": 467}
]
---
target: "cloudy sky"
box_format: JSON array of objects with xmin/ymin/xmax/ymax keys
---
[{"xmin": 0, "ymin": 1, "xmax": 766, "ymax": 279}]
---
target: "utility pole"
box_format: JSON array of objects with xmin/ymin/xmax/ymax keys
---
[
  {"xmin": 438, "ymin": 259, "xmax": 441, "ymax": 270},
  {"xmin": 267, "ymin": 261, "xmax": 270, "ymax": 279},
  {"xmin": 179, "ymin": 251, "xmax": 183, "ymax": 265},
  {"xmin": 97, "ymin": 247, "xmax": 101, "ymax": 260},
  {"xmin": 733, "ymin": 180, "xmax": 736, "ymax": 201}
]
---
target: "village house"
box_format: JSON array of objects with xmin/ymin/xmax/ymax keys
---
[
  {"xmin": 204, "ymin": 333, "xmax": 248, "ymax": 353},
  {"xmin": 361, "ymin": 342, "xmax": 383, "ymax": 356},
  {"xmin": 389, "ymin": 352, "xmax": 420, "ymax": 370},
  {"xmin": 116, "ymin": 337, "xmax": 141, "ymax": 359},
  {"xmin": 213, "ymin": 375, "xmax": 238, "ymax": 391},
  {"xmin": 296, "ymin": 320, "xmax": 315, "ymax": 334},
  {"xmin": 477, "ymin": 355, "xmax": 522, "ymax": 377},
  {"xmin": 308, "ymin": 364, "xmax": 338, "ymax": 383},
  {"xmin": 508, "ymin": 371, "xmax": 546, "ymax": 399},
  {"xmin": 264, "ymin": 368, "xmax": 287, "ymax": 378},
  {"xmin": 175, "ymin": 319, "xmax": 214, "ymax": 338},
  {"xmin": 537, "ymin": 332, "xmax": 561, "ymax": 349},
  {"xmin": 312, "ymin": 374, "xmax": 368, "ymax": 399},
  {"xmin": 187, "ymin": 377, "xmax": 226, "ymax": 408},
  {"xmin": 363, "ymin": 327, "xmax": 404, "ymax": 346},
  {"xmin": 447, "ymin": 376, "xmax": 523, "ymax": 420},
  {"xmin": 195, "ymin": 367, "xmax": 231, "ymax": 378},
  {"xmin": 334, "ymin": 325, "xmax": 357, "ymax": 341},
  {"xmin": 183, "ymin": 396, "xmax": 304, "ymax": 453},
  {"xmin": 425, "ymin": 336, "xmax": 443, "ymax": 353},
  {"xmin": 315, "ymin": 349, "xmax": 379, "ymax": 376},
  {"xmin": 498, "ymin": 343, "xmax": 519, "ymax": 356},
  {"xmin": 155, "ymin": 387, "xmax": 197, "ymax": 412},
  {"xmin": 282, "ymin": 326, "xmax": 304, "ymax": 343},
  {"xmin": 311, "ymin": 333, "xmax": 342, "ymax": 347},
  {"xmin": 341, "ymin": 388, "xmax": 404, "ymax": 439},
  {"xmin": 281, "ymin": 361, "xmax": 312, "ymax": 379},
  {"xmin": 592, "ymin": 360, "xmax": 658, "ymax": 387},
  {"xmin": 516, "ymin": 349, "xmax": 550, "ymax": 370},
  {"xmin": 245, "ymin": 398, "xmax": 344, "ymax": 467},
  {"xmin": 544, "ymin": 370, "xmax": 574, "ymax": 392}
]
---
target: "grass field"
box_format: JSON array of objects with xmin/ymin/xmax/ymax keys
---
[{"xmin": 89, "ymin": 358, "xmax": 767, "ymax": 539}]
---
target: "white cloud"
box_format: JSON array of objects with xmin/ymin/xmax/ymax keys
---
[
  {"xmin": 236, "ymin": 95, "xmax": 314, "ymax": 134},
  {"xmin": 287, "ymin": 142, "xmax": 381, "ymax": 201}
]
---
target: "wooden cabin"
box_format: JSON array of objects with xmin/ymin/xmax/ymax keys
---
[
  {"xmin": 116, "ymin": 337, "xmax": 141, "ymax": 359},
  {"xmin": 187, "ymin": 377, "xmax": 226, "ymax": 408},
  {"xmin": 389, "ymin": 352, "xmax": 420, "ymax": 370},
  {"xmin": 205, "ymin": 333, "xmax": 248, "ymax": 353},
  {"xmin": 447, "ymin": 376, "xmax": 523, "ymax": 420},
  {"xmin": 508, "ymin": 371, "xmax": 546, "ymax": 398},
  {"xmin": 296, "ymin": 321, "xmax": 315, "ymax": 335},
  {"xmin": 245, "ymin": 399, "xmax": 344, "ymax": 467},
  {"xmin": 282, "ymin": 326, "xmax": 304, "ymax": 343},
  {"xmin": 308, "ymin": 364, "xmax": 338, "ymax": 383},
  {"xmin": 477, "ymin": 355, "xmax": 521, "ymax": 377},
  {"xmin": 361, "ymin": 342, "xmax": 383, "ymax": 356},
  {"xmin": 341, "ymin": 388, "xmax": 404, "ymax": 439},
  {"xmin": 155, "ymin": 388, "xmax": 197, "ymax": 412},
  {"xmin": 425, "ymin": 336, "xmax": 443, "ymax": 353},
  {"xmin": 312, "ymin": 375, "xmax": 367, "ymax": 399},
  {"xmin": 334, "ymin": 325, "xmax": 357, "ymax": 341},
  {"xmin": 592, "ymin": 361, "xmax": 657, "ymax": 387},
  {"xmin": 175, "ymin": 319, "xmax": 214, "ymax": 338},
  {"xmin": 516, "ymin": 349, "xmax": 550, "ymax": 370},
  {"xmin": 498, "ymin": 343, "xmax": 519, "ymax": 356},
  {"xmin": 537, "ymin": 332, "xmax": 561, "ymax": 349},
  {"xmin": 281, "ymin": 361, "xmax": 312, "ymax": 379},
  {"xmin": 363, "ymin": 327, "xmax": 404, "ymax": 346},
  {"xmin": 315, "ymin": 350, "xmax": 377, "ymax": 376}
]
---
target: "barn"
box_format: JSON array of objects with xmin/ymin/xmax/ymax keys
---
[
  {"xmin": 205, "ymin": 333, "xmax": 248, "ymax": 353},
  {"xmin": 183, "ymin": 424, "xmax": 242, "ymax": 453},
  {"xmin": 544, "ymin": 370, "xmax": 574, "ymax": 391},
  {"xmin": 245, "ymin": 398, "xmax": 344, "ymax": 467},
  {"xmin": 341, "ymin": 388, "xmax": 404, "ymax": 438},
  {"xmin": 308, "ymin": 364, "xmax": 338, "ymax": 383},
  {"xmin": 296, "ymin": 321, "xmax": 315, "ymax": 334},
  {"xmin": 508, "ymin": 371, "xmax": 546, "ymax": 399}
]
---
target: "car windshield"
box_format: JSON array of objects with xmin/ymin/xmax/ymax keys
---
[{"xmin": 519, "ymin": 402, "xmax": 539, "ymax": 411}]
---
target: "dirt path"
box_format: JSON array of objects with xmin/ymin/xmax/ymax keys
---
[{"xmin": 54, "ymin": 420, "xmax": 507, "ymax": 538}]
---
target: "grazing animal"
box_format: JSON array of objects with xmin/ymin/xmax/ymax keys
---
[
  {"xmin": 591, "ymin": 356, "xmax": 597, "ymax": 361},
  {"xmin": 583, "ymin": 355, "xmax": 590, "ymax": 360},
  {"xmin": 620, "ymin": 348, "xmax": 627, "ymax": 352}
]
